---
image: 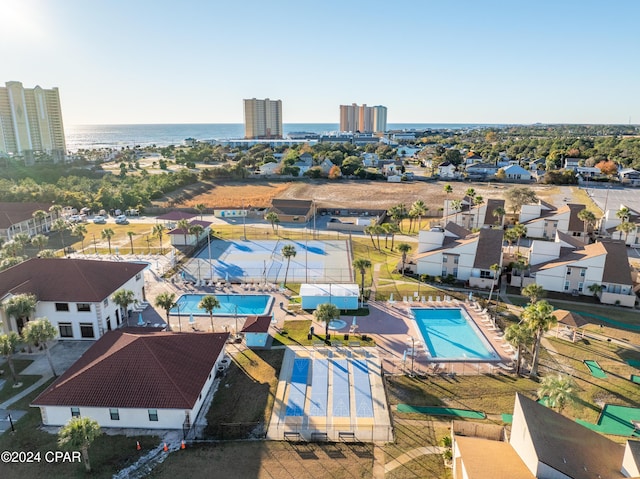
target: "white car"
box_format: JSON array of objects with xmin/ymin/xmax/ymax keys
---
[
  {"xmin": 115, "ymin": 214, "xmax": 129, "ymax": 225},
  {"xmin": 93, "ymin": 215, "xmax": 107, "ymax": 224}
]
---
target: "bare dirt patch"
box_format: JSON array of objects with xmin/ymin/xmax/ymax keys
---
[{"xmin": 176, "ymin": 181, "xmax": 294, "ymax": 209}]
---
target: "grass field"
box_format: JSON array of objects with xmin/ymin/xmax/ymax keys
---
[
  {"xmin": 272, "ymin": 320, "xmax": 376, "ymax": 347},
  {"xmin": 176, "ymin": 181, "xmax": 292, "ymax": 209}
]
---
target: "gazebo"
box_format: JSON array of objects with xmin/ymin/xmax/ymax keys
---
[{"xmin": 553, "ymin": 309, "xmax": 588, "ymax": 343}]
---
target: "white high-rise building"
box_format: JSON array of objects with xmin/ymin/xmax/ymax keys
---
[
  {"xmin": 244, "ymin": 98, "xmax": 283, "ymax": 139},
  {"xmin": 0, "ymin": 81, "xmax": 67, "ymax": 163},
  {"xmin": 339, "ymin": 103, "xmax": 387, "ymax": 133}
]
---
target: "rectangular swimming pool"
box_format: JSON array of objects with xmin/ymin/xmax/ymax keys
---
[
  {"xmin": 411, "ymin": 308, "xmax": 499, "ymax": 361},
  {"xmin": 171, "ymin": 294, "xmax": 273, "ymax": 316}
]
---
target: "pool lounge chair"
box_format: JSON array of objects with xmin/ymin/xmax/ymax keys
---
[
  {"xmin": 435, "ymin": 296, "xmax": 441, "ymax": 302},
  {"xmin": 403, "ymin": 296, "xmax": 408, "ymax": 303},
  {"xmin": 428, "ymin": 296, "xmax": 433, "ymax": 302},
  {"xmin": 421, "ymin": 296, "xmax": 426, "ymax": 303}
]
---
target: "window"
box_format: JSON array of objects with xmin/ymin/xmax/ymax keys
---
[
  {"xmin": 77, "ymin": 303, "xmax": 91, "ymax": 312},
  {"xmin": 452, "ymin": 268, "xmax": 458, "ymax": 277},
  {"xmin": 136, "ymin": 273, "xmax": 142, "ymax": 281},
  {"xmin": 442, "ymin": 255, "xmax": 448, "ymax": 263},
  {"xmin": 110, "ymin": 408, "xmax": 120, "ymax": 420},
  {"xmin": 103, "ymin": 298, "xmax": 109, "ymax": 307},
  {"xmin": 80, "ymin": 323, "xmax": 95, "ymax": 338},
  {"xmin": 59, "ymin": 323, "xmax": 73, "ymax": 338},
  {"xmin": 441, "ymin": 268, "xmax": 447, "ymax": 277},
  {"xmin": 578, "ymin": 282, "xmax": 584, "ymax": 292},
  {"xmin": 580, "ymin": 269, "xmax": 586, "ymax": 277},
  {"xmin": 566, "ymin": 269, "xmax": 571, "ymax": 275},
  {"xmin": 148, "ymin": 409, "xmax": 158, "ymax": 422},
  {"xmin": 71, "ymin": 407, "xmax": 80, "ymax": 417},
  {"xmin": 564, "ymin": 281, "xmax": 570, "ymax": 291},
  {"xmin": 480, "ymin": 270, "xmax": 492, "ymax": 279},
  {"xmin": 453, "ymin": 256, "xmax": 459, "ymax": 265},
  {"xmin": 55, "ymin": 303, "xmax": 69, "ymax": 312}
]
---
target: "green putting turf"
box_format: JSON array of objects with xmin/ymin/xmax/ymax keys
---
[
  {"xmin": 584, "ymin": 360, "xmax": 607, "ymax": 378},
  {"xmin": 501, "ymin": 413, "xmax": 513, "ymax": 424},
  {"xmin": 632, "ymin": 375, "xmax": 640, "ymax": 384},
  {"xmin": 576, "ymin": 404, "xmax": 640, "ymax": 437},
  {"xmin": 397, "ymin": 404, "xmax": 486, "ymax": 419}
]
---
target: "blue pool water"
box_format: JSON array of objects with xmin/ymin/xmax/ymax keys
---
[
  {"xmin": 411, "ymin": 308, "xmax": 499, "ymax": 360},
  {"xmin": 171, "ymin": 294, "xmax": 273, "ymax": 316}
]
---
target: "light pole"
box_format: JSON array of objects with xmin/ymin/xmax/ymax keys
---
[
  {"xmin": 7, "ymin": 413, "xmax": 15, "ymax": 432},
  {"xmin": 407, "ymin": 336, "xmax": 415, "ymax": 377},
  {"xmin": 177, "ymin": 303, "xmax": 182, "ymax": 332},
  {"xmin": 93, "ymin": 233, "xmax": 97, "ymax": 254},
  {"xmin": 207, "ymin": 229, "xmax": 213, "ymax": 282}
]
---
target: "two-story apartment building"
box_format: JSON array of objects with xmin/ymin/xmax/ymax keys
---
[
  {"xmin": 0, "ymin": 258, "xmax": 147, "ymax": 338},
  {"xmin": 521, "ymin": 203, "xmax": 589, "ymax": 242}
]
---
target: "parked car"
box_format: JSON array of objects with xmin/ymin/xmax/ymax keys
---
[
  {"xmin": 115, "ymin": 214, "xmax": 129, "ymax": 225},
  {"xmin": 68, "ymin": 215, "xmax": 83, "ymax": 223},
  {"xmin": 93, "ymin": 215, "xmax": 107, "ymax": 224}
]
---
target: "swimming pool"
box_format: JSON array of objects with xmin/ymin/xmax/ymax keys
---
[
  {"xmin": 171, "ymin": 294, "xmax": 273, "ymax": 316},
  {"xmin": 411, "ymin": 308, "xmax": 499, "ymax": 361}
]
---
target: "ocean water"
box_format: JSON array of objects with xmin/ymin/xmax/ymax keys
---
[{"xmin": 65, "ymin": 123, "xmax": 496, "ymax": 152}]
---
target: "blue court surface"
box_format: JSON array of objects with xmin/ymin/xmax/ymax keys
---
[
  {"xmin": 186, "ymin": 239, "xmax": 353, "ymax": 283},
  {"xmin": 286, "ymin": 359, "xmax": 310, "ymax": 417}
]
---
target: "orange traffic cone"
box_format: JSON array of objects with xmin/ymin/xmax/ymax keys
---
[
  {"xmin": 181, "ymin": 440, "xmax": 186, "ymax": 449},
  {"xmin": 163, "ymin": 443, "xmax": 168, "ymax": 452},
  {"xmin": 136, "ymin": 441, "xmax": 141, "ymax": 451}
]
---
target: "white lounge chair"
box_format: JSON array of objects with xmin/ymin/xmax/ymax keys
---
[
  {"xmin": 435, "ymin": 296, "xmax": 441, "ymax": 302},
  {"xmin": 428, "ymin": 296, "xmax": 433, "ymax": 303},
  {"xmin": 403, "ymin": 296, "xmax": 408, "ymax": 303},
  {"xmin": 421, "ymin": 296, "xmax": 426, "ymax": 303}
]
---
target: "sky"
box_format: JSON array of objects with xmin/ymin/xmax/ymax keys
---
[{"xmin": 2, "ymin": 0, "xmax": 640, "ymax": 125}]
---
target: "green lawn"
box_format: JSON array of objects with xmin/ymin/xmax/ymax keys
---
[
  {"xmin": 272, "ymin": 319, "xmax": 375, "ymax": 347},
  {"xmin": 205, "ymin": 349, "xmax": 283, "ymax": 439}
]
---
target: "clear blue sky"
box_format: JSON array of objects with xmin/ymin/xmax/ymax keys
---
[{"xmin": 3, "ymin": 0, "xmax": 639, "ymax": 125}]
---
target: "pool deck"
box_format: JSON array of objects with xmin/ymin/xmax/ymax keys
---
[{"xmin": 301, "ymin": 300, "xmax": 516, "ymax": 376}]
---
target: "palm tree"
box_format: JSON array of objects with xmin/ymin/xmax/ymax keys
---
[
  {"xmin": 371, "ymin": 224, "xmax": 384, "ymax": 250},
  {"xmin": 281, "ymin": 244, "xmax": 297, "ymax": 286},
  {"xmin": 71, "ymin": 223, "xmax": 87, "ymax": 254},
  {"xmin": 195, "ymin": 203, "xmax": 206, "ymax": 220},
  {"xmin": 38, "ymin": 249, "xmax": 56, "ymax": 258},
  {"xmin": 31, "ymin": 234, "xmax": 48, "ymax": 252},
  {"xmin": 493, "ymin": 206, "xmax": 506, "ymax": 226},
  {"xmin": 52, "ymin": 218, "xmax": 69, "ymax": 254},
  {"xmin": 386, "ymin": 222, "xmax": 400, "ymax": 250},
  {"xmin": 154, "ymin": 292, "xmax": 176, "ymax": 332},
  {"xmin": 32, "ymin": 209, "xmax": 48, "ymax": 233},
  {"xmin": 2, "ymin": 239, "xmax": 23, "ymax": 258},
  {"xmin": 616, "ymin": 221, "xmax": 635, "ymax": 244},
  {"xmin": 389, "ymin": 203, "xmax": 408, "ymax": 233},
  {"xmin": 588, "ymin": 283, "xmax": 603, "ymax": 299},
  {"xmin": 126, "ymin": 230, "xmax": 136, "ymax": 254},
  {"xmin": 451, "ymin": 200, "xmax": 462, "ymax": 225},
  {"xmin": 112, "ymin": 289, "xmax": 136, "ymax": 323},
  {"xmin": 397, "ymin": 243, "xmax": 412, "ymax": 275},
  {"xmin": 153, "ymin": 224, "xmax": 166, "ymax": 254},
  {"xmin": 504, "ymin": 228, "xmax": 518, "ymax": 254},
  {"xmin": 443, "ymin": 184, "xmax": 453, "ymax": 221},
  {"xmin": 314, "ymin": 303, "xmax": 340, "ymax": 339},
  {"xmin": 198, "ymin": 295, "xmax": 220, "ymax": 332},
  {"xmin": 265, "ymin": 212, "xmax": 280, "ymax": 233},
  {"xmin": 58, "ymin": 417, "xmax": 102, "ymax": 472},
  {"xmin": 465, "ymin": 187, "xmax": 476, "ymax": 200},
  {"xmin": 177, "ymin": 219, "xmax": 191, "ymax": 246},
  {"xmin": 513, "ymin": 257, "xmax": 528, "ymax": 288},
  {"xmin": 522, "ymin": 300, "xmax": 557, "ymax": 378},
  {"xmin": 473, "ymin": 195, "xmax": 484, "ymax": 229},
  {"xmin": 48, "ymin": 204, "xmax": 62, "ymax": 220},
  {"xmin": 616, "ymin": 206, "xmax": 630, "ymax": 223},
  {"xmin": 101, "ymin": 228, "xmax": 115, "ymax": 254},
  {"xmin": 512, "ymin": 223, "xmax": 527, "ymax": 254},
  {"xmin": 410, "ymin": 200, "xmax": 428, "ymax": 233},
  {"xmin": 353, "ymin": 258, "xmax": 372, "ymax": 305},
  {"xmin": 0, "ymin": 332, "xmax": 21, "ymax": 384},
  {"xmin": 364, "ymin": 224, "xmax": 377, "ymax": 249},
  {"xmin": 22, "ymin": 317, "xmax": 58, "ymax": 377},
  {"xmin": 381, "ymin": 223, "xmax": 392, "ymax": 249},
  {"xmin": 4, "ymin": 293, "xmax": 37, "ymax": 334},
  {"xmin": 521, "ymin": 283, "xmax": 546, "ymax": 305},
  {"xmin": 537, "ymin": 374, "xmax": 577, "ymax": 413},
  {"xmin": 487, "ymin": 263, "xmax": 501, "ymax": 305},
  {"xmin": 577, "ymin": 208, "xmax": 596, "ymax": 242},
  {"xmin": 504, "ymin": 323, "xmax": 534, "ymax": 376}
]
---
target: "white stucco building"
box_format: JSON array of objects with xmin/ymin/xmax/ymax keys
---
[
  {"xmin": 0, "ymin": 258, "xmax": 147, "ymax": 338},
  {"xmin": 32, "ymin": 330, "xmax": 229, "ymax": 429},
  {"xmin": 520, "ymin": 202, "xmax": 588, "ymax": 242}
]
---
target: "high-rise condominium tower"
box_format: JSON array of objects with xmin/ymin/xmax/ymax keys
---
[
  {"xmin": 339, "ymin": 104, "xmax": 387, "ymax": 133},
  {"xmin": 244, "ymin": 98, "xmax": 283, "ymax": 139},
  {"xmin": 0, "ymin": 81, "xmax": 67, "ymax": 163}
]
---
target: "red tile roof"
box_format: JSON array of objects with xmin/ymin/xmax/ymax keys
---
[
  {"xmin": 0, "ymin": 258, "xmax": 146, "ymax": 302},
  {"xmin": 156, "ymin": 211, "xmax": 196, "ymax": 221},
  {"xmin": 0, "ymin": 202, "xmax": 53, "ymax": 229},
  {"xmin": 241, "ymin": 315, "xmax": 271, "ymax": 333},
  {"xmin": 33, "ymin": 330, "xmax": 229, "ymax": 409}
]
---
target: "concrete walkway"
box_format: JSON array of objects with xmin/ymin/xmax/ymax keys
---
[
  {"xmin": 383, "ymin": 446, "xmax": 445, "ymax": 474},
  {"xmin": 0, "ymin": 374, "xmax": 52, "ymax": 409}
]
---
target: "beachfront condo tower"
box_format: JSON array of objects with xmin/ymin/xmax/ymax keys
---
[
  {"xmin": 0, "ymin": 81, "xmax": 67, "ymax": 164},
  {"xmin": 339, "ymin": 104, "xmax": 387, "ymax": 134},
  {"xmin": 244, "ymin": 98, "xmax": 283, "ymax": 139}
]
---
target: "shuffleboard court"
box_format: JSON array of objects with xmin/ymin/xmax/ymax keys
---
[
  {"xmin": 309, "ymin": 359, "xmax": 328, "ymax": 416},
  {"xmin": 286, "ymin": 358, "xmax": 309, "ymax": 417}
]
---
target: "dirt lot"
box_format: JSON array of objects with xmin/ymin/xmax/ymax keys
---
[
  {"xmin": 277, "ymin": 180, "xmax": 566, "ymax": 210},
  {"xmin": 173, "ymin": 179, "xmax": 572, "ymax": 212}
]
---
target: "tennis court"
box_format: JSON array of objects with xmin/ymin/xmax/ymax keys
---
[{"xmin": 183, "ymin": 239, "xmax": 353, "ymax": 283}]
